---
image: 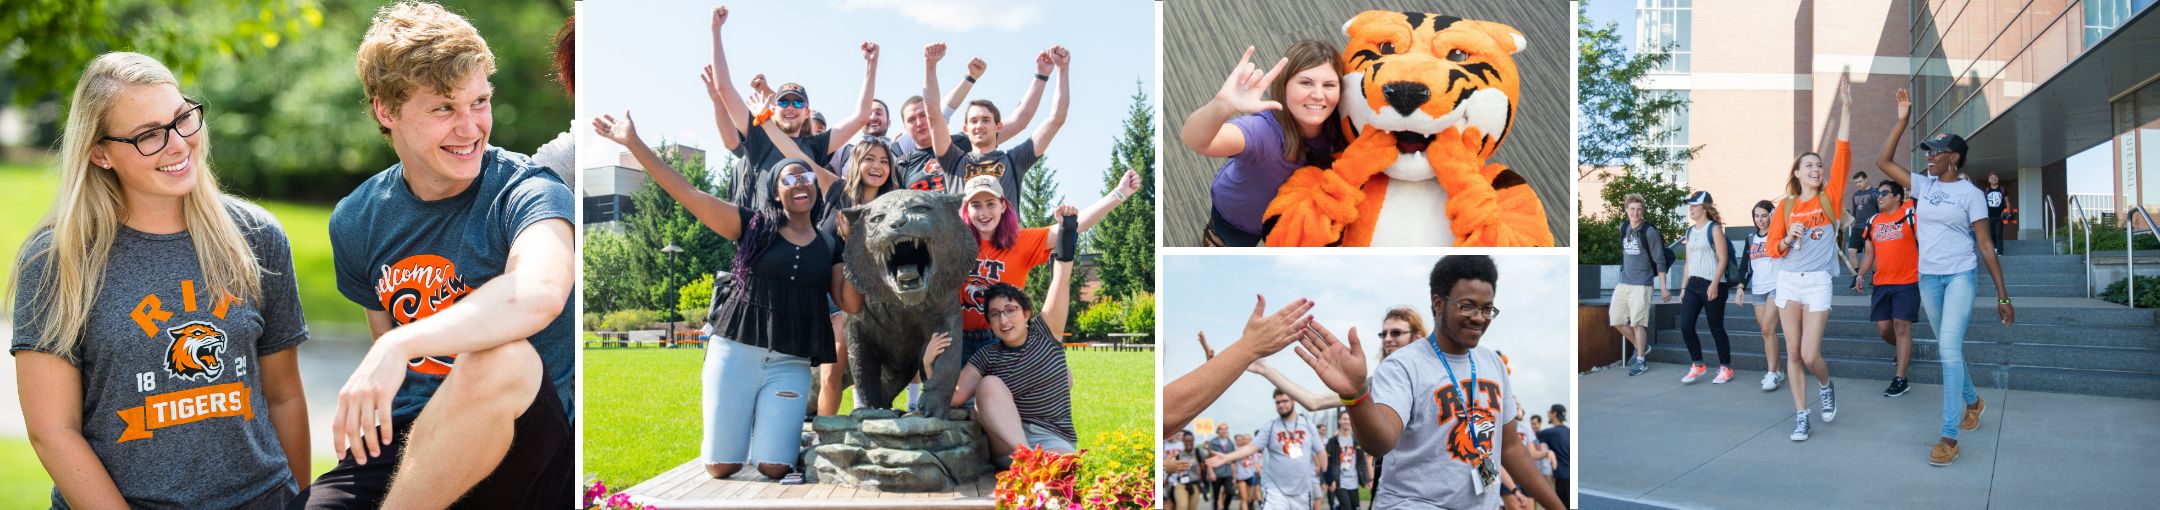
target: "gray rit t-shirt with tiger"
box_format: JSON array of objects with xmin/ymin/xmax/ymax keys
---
[{"xmin": 10, "ymin": 200, "xmax": 308, "ymax": 509}]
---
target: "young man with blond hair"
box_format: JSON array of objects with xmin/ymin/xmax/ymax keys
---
[{"xmin": 299, "ymin": 2, "xmax": 575, "ymax": 507}]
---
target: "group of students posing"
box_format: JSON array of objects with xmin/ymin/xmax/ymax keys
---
[
  {"xmin": 12, "ymin": 2, "xmax": 578, "ymax": 508},
  {"xmin": 588, "ymin": 5, "xmax": 1143, "ymax": 482},
  {"xmin": 1609, "ymin": 89, "xmax": 2015, "ymax": 466}
]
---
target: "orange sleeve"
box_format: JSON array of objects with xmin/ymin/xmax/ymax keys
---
[
  {"xmin": 1019, "ymin": 227, "xmax": 1052, "ymax": 269},
  {"xmin": 1826, "ymin": 139, "xmax": 1852, "ymax": 221},
  {"xmin": 1765, "ymin": 199, "xmax": 1793, "ymax": 258}
]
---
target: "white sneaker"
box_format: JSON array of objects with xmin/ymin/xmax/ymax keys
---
[{"xmin": 1761, "ymin": 371, "xmax": 1784, "ymax": 391}]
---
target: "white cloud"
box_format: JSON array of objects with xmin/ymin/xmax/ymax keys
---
[{"xmin": 833, "ymin": 0, "xmax": 1047, "ymax": 31}]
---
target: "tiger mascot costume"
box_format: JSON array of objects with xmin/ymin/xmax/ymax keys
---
[{"xmin": 1262, "ymin": 10, "xmax": 1553, "ymax": 247}]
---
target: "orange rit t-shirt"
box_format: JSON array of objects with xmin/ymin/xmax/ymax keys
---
[
  {"xmin": 1867, "ymin": 200, "xmax": 1920, "ymax": 285},
  {"xmin": 962, "ymin": 226, "xmax": 1052, "ymax": 330}
]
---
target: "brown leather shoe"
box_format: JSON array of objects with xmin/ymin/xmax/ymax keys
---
[
  {"xmin": 1929, "ymin": 439, "xmax": 1959, "ymax": 466},
  {"xmin": 1960, "ymin": 398, "xmax": 1985, "ymax": 431}
]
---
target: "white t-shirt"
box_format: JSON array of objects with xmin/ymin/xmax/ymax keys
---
[
  {"xmin": 1256, "ymin": 416, "xmax": 1323, "ymax": 497},
  {"xmin": 1909, "ymin": 176, "xmax": 1988, "ymax": 275},
  {"xmin": 1371, "ymin": 343, "xmax": 1517, "ymax": 509},
  {"xmin": 1746, "ymin": 232, "xmax": 1779, "ymax": 294}
]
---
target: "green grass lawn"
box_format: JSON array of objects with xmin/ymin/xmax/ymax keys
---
[
  {"xmin": 0, "ymin": 163, "xmax": 359, "ymax": 326},
  {"xmin": 0, "ymin": 437, "xmax": 337, "ymax": 507},
  {"xmin": 582, "ymin": 347, "xmax": 1156, "ymax": 489}
]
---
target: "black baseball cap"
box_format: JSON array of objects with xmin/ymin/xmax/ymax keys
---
[
  {"xmin": 1916, "ymin": 133, "xmax": 1968, "ymax": 159},
  {"xmin": 777, "ymin": 82, "xmax": 809, "ymax": 103}
]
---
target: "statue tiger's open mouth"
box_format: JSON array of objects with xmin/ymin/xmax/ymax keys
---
[{"xmin": 881, "ymin": 236, "xmax": 936, "ymax": 294}]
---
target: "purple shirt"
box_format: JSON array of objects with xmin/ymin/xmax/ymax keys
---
[{"xmin": 1209, "ymin": 112, "xmax": 1336, "ymax": 234}]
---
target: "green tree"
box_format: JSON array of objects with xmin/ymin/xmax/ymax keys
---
[
  {"xmin": 1074, "ymin": 297, "xmax": 1125, "ymax": 341},
  {"xmin": 0, "ymin": 0, "xmax": 324, "ymax": 106},
  {"xmin": 1017, "ymin": 156, "xmax": 1080, "ymax": 327},
  {"xmin": 677, "ymin": 273, "xmax": 715, "ymax": 325},
  {"xmin": 580, "ymin": 145, "xmax": 735, "ymax": 316},
  {"xmin": 1577, "ymin": 3, "xmax": 1696, "ymax": 250},
  {"xmin": 1120, "ymin": 291, "xmax": 1153, "ymax": 342},
  {"xmin": 1090, "ymin": 81, "xmax": 1155, "ymax": 299}
]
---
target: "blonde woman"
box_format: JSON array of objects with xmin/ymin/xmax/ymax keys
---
[
  {"xmin": 10, "ymin": 52, "xmax": 310, "ymax": 508},
  {"xmin": 1764, "ymin": 105, "xmax": 1854, "ymax": 441}
]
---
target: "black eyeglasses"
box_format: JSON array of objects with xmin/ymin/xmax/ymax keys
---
[
  {"xmin": 1442, "ymin": 295, "xmax": 1500, "ymax": 319},
  {"xmin": 101, "ymin": 100, "xmax": 205, "ymax": 157},
  {"xmin": 1380, "ymin": 329, "xmax": 1415, "ymax": 339}
]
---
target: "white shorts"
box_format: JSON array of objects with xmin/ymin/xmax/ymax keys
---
[
  {"xmin": 1774, "ymin": 271, "xmax": 1832, "ymax": 312},
  {"xmin": 1262, "ymin": 487, "xmax": 1313, "ymax": 510}
]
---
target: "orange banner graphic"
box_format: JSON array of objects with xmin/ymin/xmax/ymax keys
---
[{"xmin": 115, "ymin": 382, "xmax": 252, "ymax": 443}]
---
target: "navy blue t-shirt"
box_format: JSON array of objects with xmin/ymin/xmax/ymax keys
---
[{"xmin": 329, "ymin": 147, "xmax": 576, "ymax": 418}]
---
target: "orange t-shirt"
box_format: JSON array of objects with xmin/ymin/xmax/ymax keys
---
[
  {"xmin": 1867, "ymin": 201, "xmax": 1919, "ymax": 285},
  {"xmin": 1765, "ymin": 140, "xmax": 1853, "ymax": 271},
  {"xmin": 962, "ymin": 227, "xmax": 1052, "ymax": 330}
]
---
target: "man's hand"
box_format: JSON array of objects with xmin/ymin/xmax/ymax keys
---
[
  {"xmin": 710, "ymin": 5, "xmax": 728, "ymax": 33},
  {"xmin": 926, "ymin": 43, "xmax": 947, "ymax": 65},
  {"xmin": 1240, "ymin": 296, "xmax": 1314, "ymax": 360},
  {"xmin": 967, "ymin": 57, "xmax": 987, "ymax": 79},
  {"xmin": 333, "ymin": 334, "xmax": 408, "ymax": 464},
  {"xmin": 1197, "ymin": 331, "xmax": 1217, "ymax": 360},
  {"xmin": 861, "ymin": 42, "xmax": 879, "ymax": 64},
  {"xmin": 1294, "ymin": 322, "xmax": 1368, "ymax": 399}
]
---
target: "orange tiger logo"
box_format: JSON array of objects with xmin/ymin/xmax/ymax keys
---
[
  {"xmin": 1446, "ymin": 406, "xmax": 1498, "ymax": 463},
  {"xmin": 163, "ymin": 321, "xmax": 228, "ymax": 382}
]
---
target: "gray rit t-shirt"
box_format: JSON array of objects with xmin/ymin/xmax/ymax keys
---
[
  {"xmin": 330, "ymin": 147, "xmax": 576, "ymax": 419},
  {"xmin": 896, "ymin": 138, "xmax": 968, "ymax": 194},
  {"xmin": 10, "ymin": 200, "xmax": 307, "ymax": 510},
  {"xmin": 957, "ymin": 139, "xmax": 1038, "ymax": 204},
  {"xmin": 1255, "ymin": 415, "xmax": 1323, "ymax": 497},
  {"xmin": 1371, "ymin": 344, "xmax": 1517, "ymax": 509}
]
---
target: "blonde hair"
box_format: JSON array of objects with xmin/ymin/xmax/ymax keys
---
[
  {"xmin": 356, "ymin": 1, "xmax": 495, "ymax": 135},
  {"xmin": 8, "ymin": 52, "xmax": 264, "ymax": 361},
  {"xmin": 1383, "ymin": 305, "xmax": 1428, "ymax": 354},
  {"xmin": 1783, "ymin": 152, "xmax": 1839, "ymax": 226}
]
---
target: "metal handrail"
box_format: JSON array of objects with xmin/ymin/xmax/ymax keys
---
[
  {"xmin": 2044, "ymin": 194, "xmax": 2058, "ymax": 254},
  {"xmin": 2068, "ymin": 195, "xmax": 2094, "ymax": 299},
  {"xmin": 2130, "ymin": 206, "xmax": 2159, "ymax": 307}
]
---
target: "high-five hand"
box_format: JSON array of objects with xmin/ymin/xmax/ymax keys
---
[
  {"xmin": 593, "ymin": 112, "xmax": 640, "ymax": 146},
  {"xmin": 1294, "ymin": 321, "xmax": 1369, "ymax": 399}
]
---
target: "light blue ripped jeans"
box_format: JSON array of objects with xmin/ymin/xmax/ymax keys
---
[
  {"xmin": 1917, "ymin": 270, "xmax": 1980, "ymax": 439},
  {"xmin": 701, "ymin": 337, "xmax": 812, "ymax": 467}
]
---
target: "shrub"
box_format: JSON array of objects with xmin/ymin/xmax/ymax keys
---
[
  {"xmin": 1120, "ymin": 292, "xmax": 1154, "ymax": 340},
  {"xmin": 600, "ymin": 309, "xmax": 661, "ymax": 332},
  {"xmin": 2101, "ymin": 275, "xmax": 2160, "ymax": 308}
]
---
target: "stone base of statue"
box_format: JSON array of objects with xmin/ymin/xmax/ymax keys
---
[{"xmin": 800, "ymin": 408, "xmax": 992, "ymax": 492}]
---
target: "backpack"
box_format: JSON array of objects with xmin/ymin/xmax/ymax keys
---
[
  {"xmin": 1633, "ymin": 221, "xmax": 1677, "ymax": 275},
  {"xmin": 1710, "ymin": 220, "xmax": 1747, "ymax": 287}
]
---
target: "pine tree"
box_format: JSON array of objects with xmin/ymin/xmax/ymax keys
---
[{"xmin": 1091, "ymin": 81, "xmax": 1157, "ymax": 300}]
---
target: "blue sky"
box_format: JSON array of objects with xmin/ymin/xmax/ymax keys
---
[
  {"xmin": 576, "ymin": 0, "xmax": 1156, "ymax": 206},
  {"xmin": 1160, "ymin": 254, "xmax": 1575, "ymax": 439},
  {"xmin": 1580, "ymin": 0, "xmax": 2113, "ymax": 194}
]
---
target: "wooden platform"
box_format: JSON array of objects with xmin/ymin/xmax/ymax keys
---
[{"xmin": 620, "ymin": 460, "xmax": 998, "ymax": 509}]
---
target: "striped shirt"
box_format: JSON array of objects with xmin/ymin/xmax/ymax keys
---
[{"xmin": 967, "ymin": 317, "xmax": 1076, "ymax": 443}]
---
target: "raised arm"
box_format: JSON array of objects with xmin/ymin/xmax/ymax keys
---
[
  {"xmin": 1204, "ymin": 441, "xmax": 1262, "ymax": 467},
  {"xmin": 594, "ymin": 112, "xmax": 744, "ymax": 239},
  {"xmin": 1052, "ymin": 170, "xmax": 1140, "ymax": 240},
  {"xmin": 707, "ymin": 7, "xmax": 754, "ymax": 150},
  {"xmin": 924, "ymin": 43, "xmax": 955, "ymax": 157},
  {"xmin": 1164, "ymin": 296, "xmax": 1314, "ymax": 435},
  {"xmin": 1040, "ymin": 259, "xmax": 1075, "ymax": 339},
  {"xmin": 996, "ymin": 47, "xmax": 1058, "ymax": 144},
  {"xmin": 745, "ymin": 94, "xmax": 842, "ymax": 190},
  {"xmin": 18, "ymin": 353, "xmax": 129, "ymax": 508},
  {"xmin": 944, "ymin": 57, "xmax": 986, "ymax": 116},
  {"xmin": 1876, "ymin": 88, "xmax": 1915, "ymax": 188},
  {"xmin": 822, "ymin": 42, "xmax": 881, "ymax": 149},
  {"xmin": 1028, "ymin": 47, "xmax": 1071, "ymax": 154},
  {"xmin": 1246, "ymin": 357, "xmax": 1339, "ymax": 411},
  {"xmin": 1181, "ymin": 46, "xmax": 1285, "ymax": 158},
  {"xmin": 700, "ymin": 65, "xmax": 740, "ymax": 150}
]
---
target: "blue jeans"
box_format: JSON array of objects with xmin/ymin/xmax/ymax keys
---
[
  {"xmin": 701, "ymin": 337, "xmax": 812, "ymax": 466},
  {"xmin": 1918, "ymin": 270, "xmax": 1980, "ymax": 438}
]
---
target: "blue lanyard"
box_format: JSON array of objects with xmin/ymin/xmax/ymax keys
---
[{"xmin": 1431, "ymin": 331, "xmax": 1481, "ymax": 450}]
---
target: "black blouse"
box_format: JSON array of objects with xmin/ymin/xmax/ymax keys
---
[{"xmin": 713, "ymin": 212, "xmax": 845, "ymax": 363}]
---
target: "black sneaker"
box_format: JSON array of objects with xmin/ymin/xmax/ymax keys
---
[
  {"xmin": 1627, "ymin": 356, "xmax": 1648, "ymax": 376},
  {"xmin": 1884, "ymin": 377, "xmax": 1909, "ymax": 397}
]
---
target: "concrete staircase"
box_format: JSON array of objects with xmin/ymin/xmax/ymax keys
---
[{"xmin": 1638, "ymin": 240, "xmax": 2160, "ymax": 399}]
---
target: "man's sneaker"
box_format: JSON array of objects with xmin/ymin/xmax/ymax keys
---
[
  {"xmin": 1960, "ymin": 398, "xmax": 1986, "ymax": 431},
  {"xmin": 1712, "ymin": 366, "xmax": 1735, "ymax": 384},
  {"xmin": 1790, "ymin": 411, "xmax": 1811, "ymax": 441},
  {"xmin": 1761, "ymin": 371, "xmax": 1785, "ymax": 391},
  {"xmin": 1628, "ymin": 356, "xmax": 1648, "ymax": 376},
  {"xmin": 1884, "ymin": 377, "xmax": 1909, "ymax": 397},
  {"xmin": 1682, "ymin": 363, "xmax": 1707, "ymax": 384},
  {"xmin": 1818, "ymin": 382, "xmax": 1838, "ymax": 423},
  {"xmin": 1929, "ymin": 439, "xmax": 1960, "ymax": 466}
]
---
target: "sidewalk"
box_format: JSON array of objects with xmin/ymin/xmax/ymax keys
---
[{"xmin": 1579, "ymin": 362, "xmax": 2160, "ymax": 509}]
